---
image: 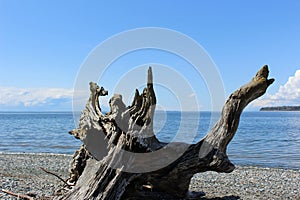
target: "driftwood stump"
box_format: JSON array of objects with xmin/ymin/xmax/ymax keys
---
[{"xmin": 58, "ymin": 65, "xmax": 274, "ymax": 200}]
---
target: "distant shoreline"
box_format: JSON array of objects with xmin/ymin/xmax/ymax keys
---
[{"xmin": 260, "ymin": 106, "xmax": 300, "ymax": 111}]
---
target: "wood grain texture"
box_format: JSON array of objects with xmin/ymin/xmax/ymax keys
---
[{"xmin": 57, "ymin": 65, "xmax": 274, "ymax": 200}]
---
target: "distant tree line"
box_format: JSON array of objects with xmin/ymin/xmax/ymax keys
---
[{"xmin": 260, "ymin": 106, "xmax": 300, "ymax": 111}]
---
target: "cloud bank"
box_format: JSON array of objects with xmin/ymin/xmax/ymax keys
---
[
  {"xmin": 3, "ymin": 68, "xmax": 300, "ymax": 111},
  {"xmin": 0, "ymin": 87, "xmax": 74, "ymax": 109},
  {"xmin": 252, "ymin": 70, "xmax": 300, "ymax": 107}
]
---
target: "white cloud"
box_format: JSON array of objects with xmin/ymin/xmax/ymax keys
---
[
  {"xmin": 0, "ymin": 87, "xmax": 74, "ymax": 107},
  {"xmin": 252, "ymin": 70, "xmax": 300, "ymax": 107},
  {"xmin": 189, "ymin": 93, "xmax": 196, "ymax": 98}
]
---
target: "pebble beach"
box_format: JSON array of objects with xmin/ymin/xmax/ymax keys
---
[{"xmin": 0, "ymin": 153, "xmax": 299, "ymax": 200}]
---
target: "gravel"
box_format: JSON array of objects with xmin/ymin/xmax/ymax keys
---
[
  {"xmin": 0, "ymin": 153, "xmax": 72, "ymax": 199},
  {"xmin": 1, "ymin": 153, "xmax": 299, "ymax": 199},
  {"xmin": 190, "ymin": 166, "xmax": 300, "ymax": 199}
]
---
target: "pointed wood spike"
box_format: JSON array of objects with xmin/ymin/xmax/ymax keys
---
[
  {"xmin": 134, "ymin": 89, "xmax": 140, "ymax": 101},
  {"xmin": 256, "ymin": 65, "xmax": 269, "ymax": 79},
  {"xmin": 129, "ymin": 89, "xmax": 141, "ymax": 111},
  {"xmin": 254, "ymin": 65, "xmax": 274, "ymax": 86},
  {"xmin": 147, "ymin": 66, "xmax": 153, "ymax": 85}
]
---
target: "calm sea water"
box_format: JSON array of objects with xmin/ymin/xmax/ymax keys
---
[{"xmin": 0, "ymin": 111, "xmax": 299, "ymax": 169}]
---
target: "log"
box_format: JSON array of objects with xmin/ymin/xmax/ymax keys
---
[{"xmin": 57, "ymin": 65, "xmax": 274, "ymax": 199}]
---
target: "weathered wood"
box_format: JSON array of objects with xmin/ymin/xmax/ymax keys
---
[
  {"xmin": 57, "ymin": 65, "xmax": 274, "ymax": 200},
  {"xmin": 1, "ymin": 189, "xmax": 34, "ymax": 200},
  {"xmin": 40, "ymin": 167, "xmax": 72, "ymax": 188}
]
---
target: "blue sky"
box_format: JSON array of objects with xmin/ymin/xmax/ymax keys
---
[{"xmin": 1, "ymin": 1, "xmax": 300, "ymax": 111}]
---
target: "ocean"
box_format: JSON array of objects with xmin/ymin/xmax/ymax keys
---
[{"xmin": 0, "ymin": 111, "xmax": 299, "ymax": 169}]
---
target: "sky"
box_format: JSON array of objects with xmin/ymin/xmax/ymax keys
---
[{"xmin": 1, "ymin": 0, "xmax": 300, "ymax": 111}]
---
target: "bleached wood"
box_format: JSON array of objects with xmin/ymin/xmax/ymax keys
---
[{"xmin": 57, "ymin": 65, "xmax": 274, "ymax": 200}]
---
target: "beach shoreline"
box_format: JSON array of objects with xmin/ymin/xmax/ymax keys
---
[{"xmin": 0, "ymin": 153, "xmax": 299, "ymax": 199}]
